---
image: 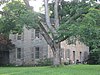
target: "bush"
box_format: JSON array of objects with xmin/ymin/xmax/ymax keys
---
[
  {"xmin": 87, "ymin": 50, "xmax": 100, "ymax": 65},
  {"xmin": 37, "ymin": 58, "xmax": 53, "ymax": 66}
]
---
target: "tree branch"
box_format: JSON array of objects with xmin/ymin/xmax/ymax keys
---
[
  {"xmin": 23, "ymin": 0, "xmax": 30, "ymax": 7},
  {"xmin": 39, "ymin": 21, "xmax": 53, "ymax": 48},
  {"xmin": 54, "ymin": 0, "xmax": 59, "ymax": 28},
  {"xmin": 57, "ymin": 13, "xmax": 83, "ymax": 43},
  {"xmin": 23, "ymin": 0, "xmax": 55, "ymax": 50}
]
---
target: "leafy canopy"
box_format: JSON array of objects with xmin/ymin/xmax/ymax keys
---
[
  {"xmin": 56, "ymin": 1, "xmax": 100, "ymax": 50},
  {"xmin": 0, "ymin": 0, "xmax": 39, "ymax": 35}
]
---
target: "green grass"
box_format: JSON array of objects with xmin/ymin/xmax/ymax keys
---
[{"xmin": 0, "ymin": 65, "xmax": 100, "ymax": 75}]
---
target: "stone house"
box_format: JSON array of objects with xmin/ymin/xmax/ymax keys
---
[{"xmin": 9, "ymin": 26, "xmax": 89, "ymax": 66}]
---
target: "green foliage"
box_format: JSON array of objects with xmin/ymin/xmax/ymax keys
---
[
  {"xmin": 37, "ymin": 58, "xmax": 53, "ymax": 66},
  {"xmin": 0, "ymin": 0, "xmax": 39, "ymax": 35},
  {"xmin": 57, "ymin": 1, "xmax": 100, "ymax": 49},
  {"xmin": 56, "ymin": 1, "xmax": 100, "ymax": 64},
  {"xmin": 0, "ymin": 0, "xmax": 9, "ymax": 5},
  {"xmin": 88, "ymin": 50, "xmax": 100, "ymax": 64},
  {"xmin": 0, "ymin": 0, "xmax": 39, "ymax": 51},
  {"xmin": 78, "ymin": 8, "xmax": 100, "ymax": 49}
]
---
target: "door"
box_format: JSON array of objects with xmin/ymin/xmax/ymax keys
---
[{"xmin": 0, "ymin": 51, "xmax": 9, "ymax": 66}]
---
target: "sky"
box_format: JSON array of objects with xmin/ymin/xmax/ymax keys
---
[
  {"xmin": 29, "ymin": 0, "xmax": 44, "ymax": 12},
  {"xmin": 0, "ymin": 0, "xmax": 100, "ymax": 12},
  {"xmin": 0, "ymin": 4, "xmax": 5, "ymax": 11},
  {"xmin": 0, "ymin": 0, "xmax": 44, "ymax": 12},
  {"xmin": 29, "ymin": 0, "xmax": 71, "ymax": 12}
]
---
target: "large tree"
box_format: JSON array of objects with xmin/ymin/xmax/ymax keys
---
[
  {"xmin": 1, "ymin": 0, "xmax": 99, "ymax": 66},
  {"xmin": 23, "ymin": 0, "xmax": 63, "ymax": 66},
  {"xmin": 9, "ymin": 0, "xmax": 100, "ymax": 66},
  {"xmin": 0, "ymin": 0, "xmax": 62, "ymax": 66}
]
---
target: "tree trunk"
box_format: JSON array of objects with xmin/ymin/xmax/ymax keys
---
[
  {"xmin": 53, "ymin": 50, "xmax": 60, "ymax": 66},
  {"xmin": 53, "ymin": 45, "xmax": 60, "ymax": 66},
  {"xmin": 54, "ymin": 0, "xmax": 59, "ymax": 28},
  {"xmin": 52, "ymin": 0, "xmax": 61, "ymax": 66},
  {"xmin": 44, "ymin": 0, "xmax": 51, "ymax": 27},
  {"xmin": 43, "ymin": 0, "xmax": 61, "ymax": 66},
  {"xmin": 51, "ymin": 42, "xmax": 61, "ymax": 66}
]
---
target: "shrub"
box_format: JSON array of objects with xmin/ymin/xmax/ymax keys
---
[
  {"xmin": 37, "ymin": 58, "xmax": 53, "ymax": 66},
  {"xmin": 87, "ymin": 50, "xmax": 100, "ymax": 64}
]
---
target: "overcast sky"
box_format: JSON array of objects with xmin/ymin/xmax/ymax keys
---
[{"xmin": 29, "ymin": 0, "xmax": 71, "ymax": 12}]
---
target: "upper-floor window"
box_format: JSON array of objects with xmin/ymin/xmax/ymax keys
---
[
  {"xmin": 13, "ymin": 34, "xmax": 16, "ymax": 40},
  {"xmin": 31, "ymin": 29, "xmax": 34, "ymax": 39},
  {"xmin": 35, "ymin": 47, "xmax": 39, "ymax": 59},
  {"xmin": 35, "ymin": 29, "xmax": 39, "ymax": 38},
  {"xmin": 66, "ymin": 49, "xmax": 70, "ymax": 59},
  {"xmin": 17, "ymin": 48, "xmax": 21, "ymax": 59},
  {"xmin": 21, "ymin": 33, "xmax": 24, "ymax": 41},
  {"xmin": 17, "ymin": 35, "xmax": 21, "ymax": 40}
]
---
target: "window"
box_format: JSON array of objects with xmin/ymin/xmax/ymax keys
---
[
  {"xmin": 21, "ymin": 33, "xmax": 24, "ymax": 41},
  {"xmin": 31, "ymin": 47, "xmax": 34, "ymax": 58},
  {"xmin": 0, "ymin": 51, "xmax": 3, "ymax": 58},
  {"xmin": 35, "ymin": 47, "xmax": 39, "ymax": 59},
  {"xmin": 73, "ymin": 51, "xmax": 75, "ymax": 63},
  {"xmin": 31, "ymin": 53, "xmax": 34, "ymax": 58},
  {"xmin": 14, "ymin": 34, "xmax": 16, "ymax": 40},
  {"xmin": 80, "ymin": 52, "xmax": 82, "ymax": 62},
  {"xmin": 31, "ymin": 33, "xmax": 34, "ymax": 39},
  {"xmin": 31, "ymin": 47, "xmax": 34, "ymax": 52},
  {"xmin": 17, "ymin": 35, "xmax": 21, "ymax": 40},
  {"xmin": 35, "ymin": 29, "xmax": 39, "ymax": 38},
  {"xmin": 17, "ymin": 48, "xmax": 21, "ymax": 59},
  {"xmin": 31, "ymin": 29, "xmax": 34, "ymax": 39},
  {"xmin": 66, "ymin": 49, "xmax": 70, "ymax": 59}
]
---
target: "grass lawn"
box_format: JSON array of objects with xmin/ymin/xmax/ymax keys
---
[{"xmin": 0, "ymin": 65, "xmax": 100, "ymax": 75}]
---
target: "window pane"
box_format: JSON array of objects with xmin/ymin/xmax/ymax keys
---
[
  {"xmin": 31, "ymin": 29, "xmax": 34, "ymax": 39},
  {"xmin": 31, "ymin": 47, "xmax": 34, "ymax": 58},
  {"xmin": 14, "ymin": 34, "xmax": 16, "ymax": 40},
  {"xmin": 17, "ymin": 48, "xmax": 21, "ymax": 59},
  {"xmin": 35, "ymin": 29, "xmax": 39, "ymax": 38},
  {"xmin": 35, "ymin": 47, "xmax": 39, "ymax": 59},
  {"xmin": 73, "ymin": 51, "xmax": 75, "ymax": 63},
  {"xmin": 31, "ymin": 53, "xmax": 34, "ymax": 58},
  {"xmin": 66, "ymin": 49, "xmax": 70, "ymax": 59},
  {"xmin": 17, "ymin": 35, "xmax": 21, "ymax": 40},
  {"xmin": 80, "ymin": 52, "xmax": 82, "ymax": 62}
]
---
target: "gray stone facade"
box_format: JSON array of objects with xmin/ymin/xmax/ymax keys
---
[{"xmin": 9, "ymin": 27, "xmax": 89, "ymax": 66}]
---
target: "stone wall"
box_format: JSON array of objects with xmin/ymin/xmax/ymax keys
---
[
  {"xmin": 9, "ymin": 27, "xmax": 89, "ymax": 66},
  {"xmin": 9, "ymin": 27, "xmax": 48, "ymax": 66}
]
